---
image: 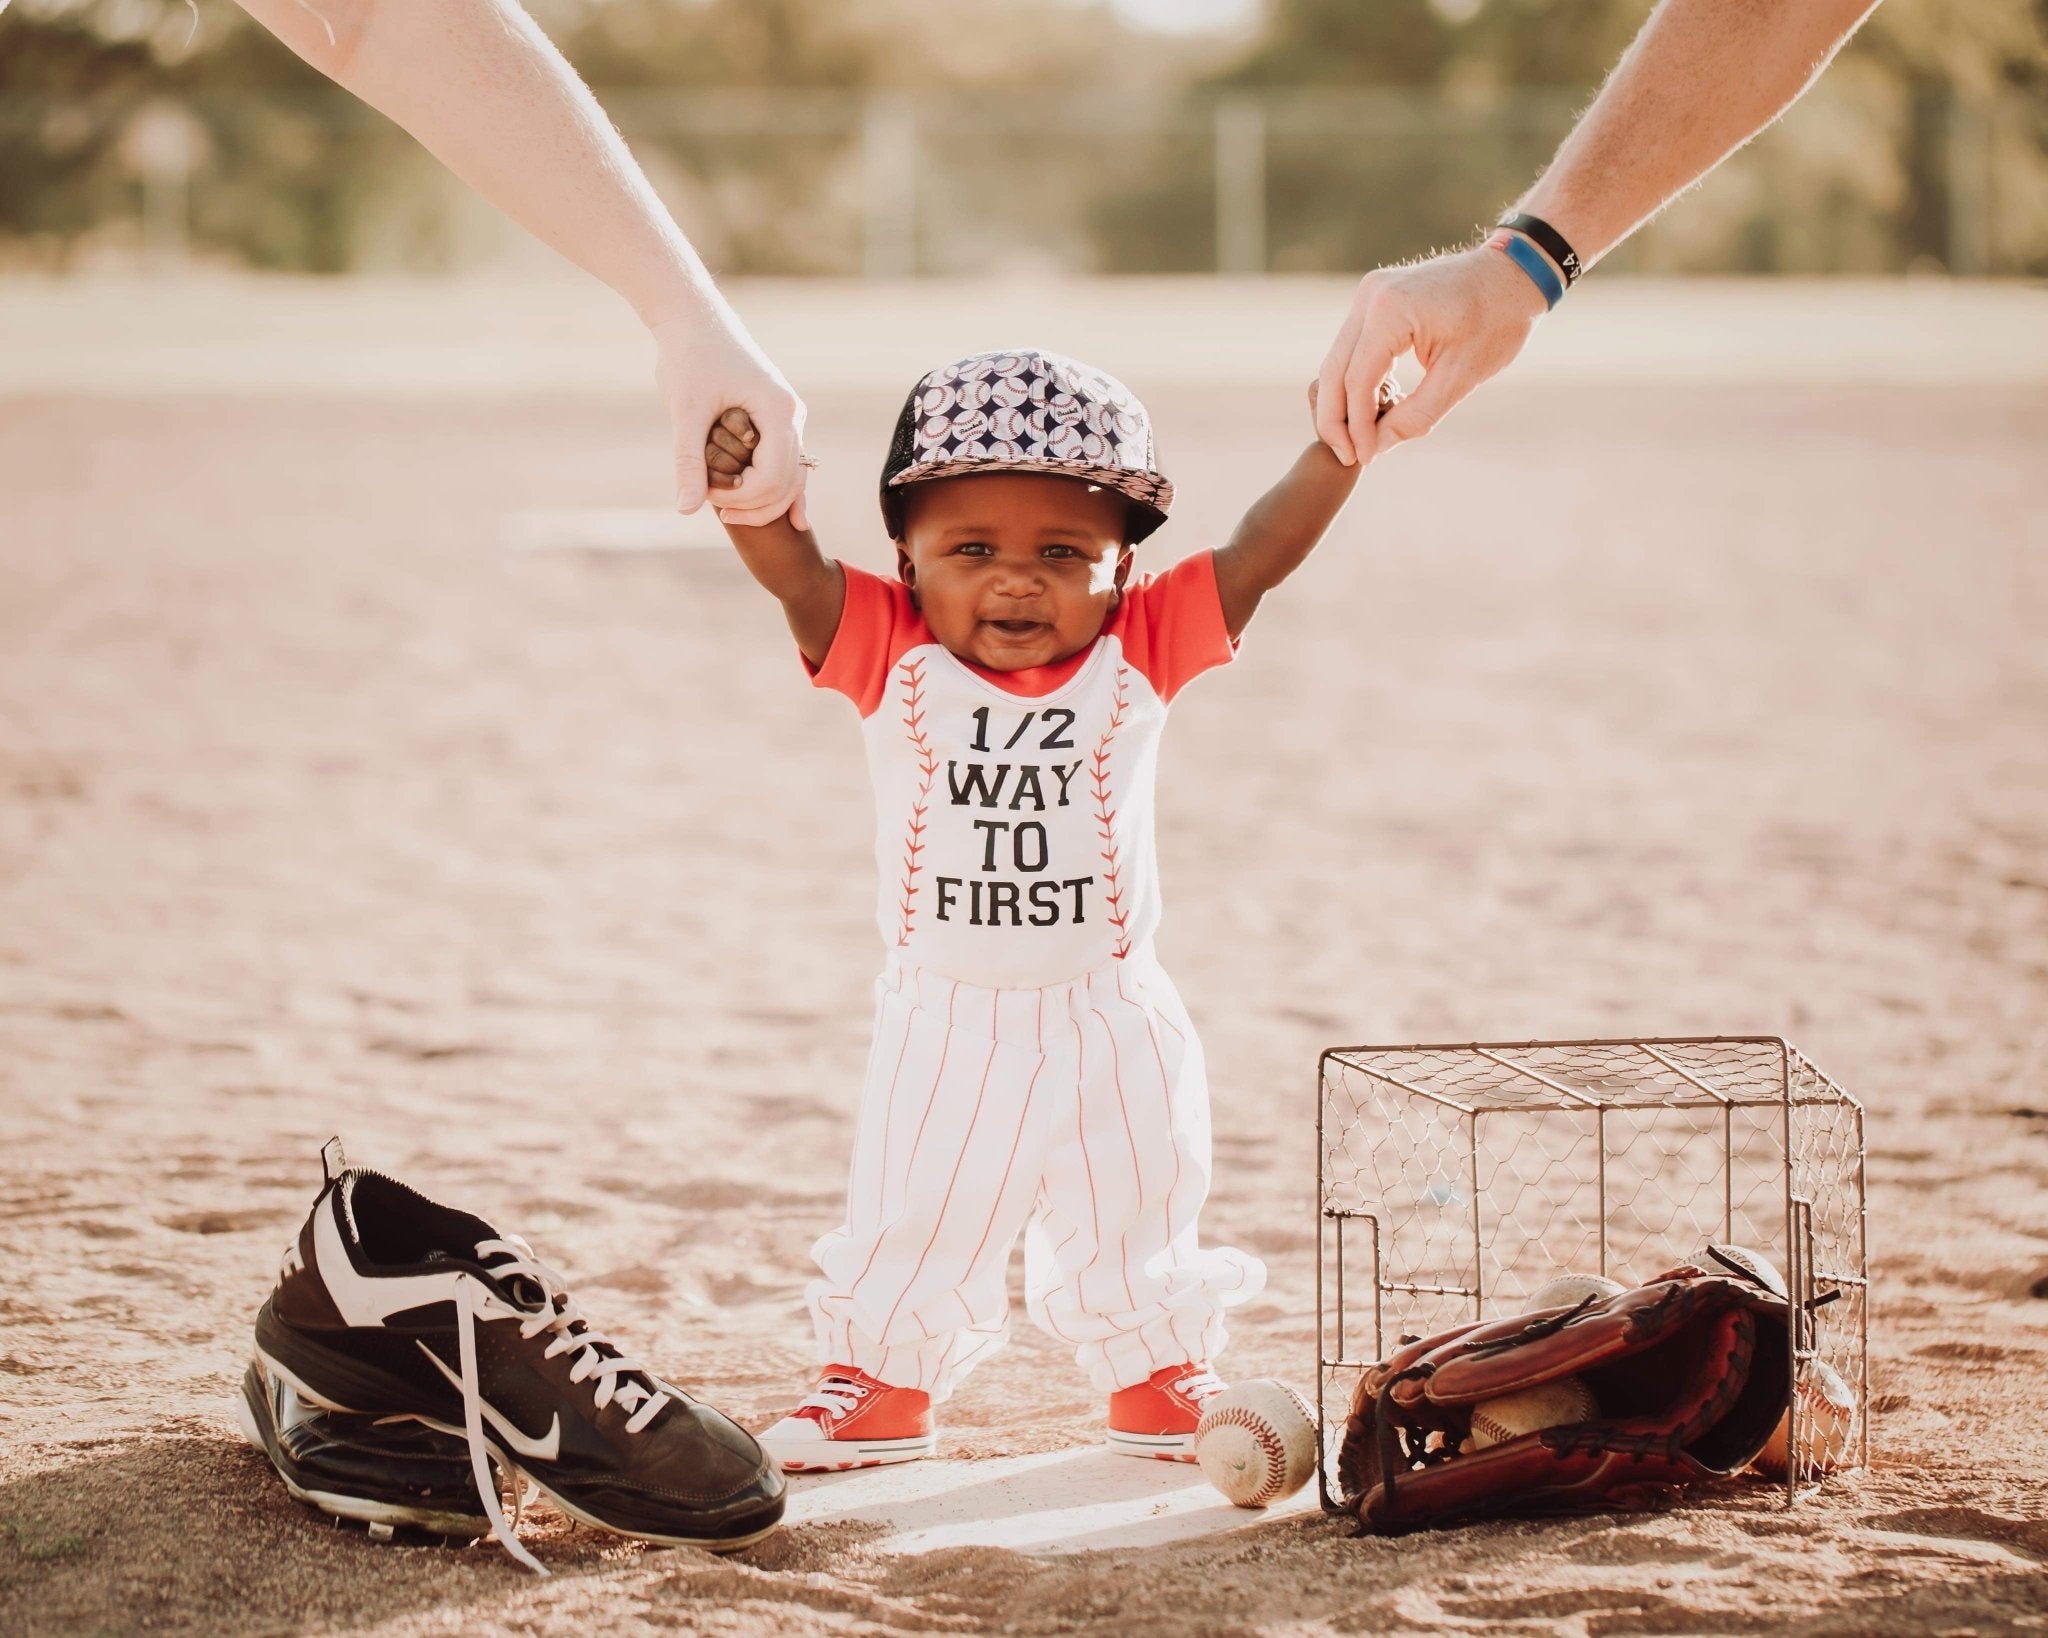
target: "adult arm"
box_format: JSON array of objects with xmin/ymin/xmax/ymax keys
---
[
  {"xmin": 232, "ymin": 0, "xmax": 807, "ymax": 526},
  {"xmin": 1316, "ymin": 0, "xmax": 1882, "ymax": 466}
]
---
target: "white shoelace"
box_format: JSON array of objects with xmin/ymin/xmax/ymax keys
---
[
  {"xmin": 797, "ymin": 1374, "xmax": 871, "ymax": 1420},
  {"xmin": 452, "ymin": 1236, "xmax": 680, "ymax": 1574},
  {"xmin": 1174, "ymin": 1367, "xmax": 1225, "ymax": 1403}
]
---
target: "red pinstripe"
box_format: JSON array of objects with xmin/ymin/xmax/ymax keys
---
[
  {"xmin": 846, "ymin": 1016, "xmax": 955, "ymax": 1309},
  {"xmin": 1091, "ymin": 1005, "xmax": 1143, "ymax": 1313},
  {"xmin": 877, "ymin": 1040, "xmax": 1000, "ymax": 1340},
  {"xmin": 1038, "ymin": 1211, "xmax": 1085, "ymax": 1345},
  {"xmin": 1069, "ymin": 1011, "xmax": 1107, "ymax": 1320},
  {"xmin": 955, "ymin": 1055, "xmax": 1045, "ymax": 1302},
  {"xmin": 818, "ymin": 957, "xmax": 1250, "ymax": 1397},
  {"xmin": 1153, "ymin": 999, "xmax": 1187, "ymax": 1051},
  {"xmin": 868, "ymin": 1001, "xmax": 916, "ymax": 1235},
  {"xmin": 1033, "ymin": 1072, "xmax": 1089, "ymax": 1351},
  {"xmin": 1142, "ymin": 993, "xmax": 1192, "ymax": 1375},
  {"xmin": 1141, "ymin": 1006, "xmax": 1186, "ymax": 1258}
]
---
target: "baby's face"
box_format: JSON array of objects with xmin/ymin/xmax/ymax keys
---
[{"xmin": 896, "ymin": 474, "xmax": 1132, "ymax": 671}]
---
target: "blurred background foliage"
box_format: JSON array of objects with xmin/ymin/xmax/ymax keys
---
[{"xmin": 0, "ymin": 0, "xmax": 2042, "ymax": 275}]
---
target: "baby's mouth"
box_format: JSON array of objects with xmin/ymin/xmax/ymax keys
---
[{"xmin": 983, "ymin": 618, "xmax": 1048, "ymax": 638}]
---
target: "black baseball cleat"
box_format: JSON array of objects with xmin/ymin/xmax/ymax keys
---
[
  {"xmin": 253, "ymin": 1141, "xmax": 784, "ymax": 1572},
  {"xmin": 236, "ymin": 1358, "xmax": 489, "ymax": 1541}
]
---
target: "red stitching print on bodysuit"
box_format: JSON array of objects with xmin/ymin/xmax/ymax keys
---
[
  {"xmin": 895, "ymin": 658, "xmax": 937, "ymax": 945},
  {"xmin": 1091, "ymin": 664, "xmax": 1131, "ymax": 958}
]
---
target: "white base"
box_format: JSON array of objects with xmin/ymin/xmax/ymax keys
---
[{"xmin": 780, "ymin": 1445, "xmax": 1316, "ymax": 1556}]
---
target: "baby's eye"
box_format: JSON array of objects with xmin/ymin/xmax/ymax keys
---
[
  {"xmin": 1042, "ymin": 544, "xmax": 1081, "ymax": 560},
  {"xmin": 955, "ymin": 541, "xmax": 993, "ymax": 557}
]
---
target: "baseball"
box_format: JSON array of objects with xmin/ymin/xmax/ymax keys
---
[
  {"xmin": 1195, "ymin": 1380, "xmax": 1318, "ymax": 1508},
  {"xmin": 1466, "ymin": 1376, "xmax": 1598, "ymax": 1451},
  {"xmin": 1528, "ymin": 1272, "xmax": 1625, "ymax": 1311},
  {"xmin": 1749, "ymin": 1359, "xmax": 1858, "ymax": 1480},
  {"xmin": 1691, "ymin": 1243, "xmax": 1788, "ymax": 1298}
]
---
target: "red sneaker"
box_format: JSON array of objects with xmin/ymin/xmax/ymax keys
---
[
  {"xmin": 1106, "ymin": 1361, "xmax": 1226, "ymax": 1461},
  {"xmin": 758, "ymin": 1366, "xmax": 935, "ymax": 1473}
]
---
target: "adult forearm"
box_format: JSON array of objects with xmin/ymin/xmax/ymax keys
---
[
  {"xmin": 237, "ymin": 0, "xmax": 716, "ymax": 327},
  {"xmin": 1521, "ymin": 0, "xmax": 1879, "ymax": 264}
]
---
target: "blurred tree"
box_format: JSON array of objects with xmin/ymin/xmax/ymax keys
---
[
  {"xmin": 0, "ymin": 4, "xmax": 175, "ymax": 268},
  {"xmin": 0, "ymin": 0, "xmax": 408, "ymax": 271},
  {"xmin": 1220, "ymin": 0, "xmax": 1460, "ymax": 87},
  {"xmin": 1098, "ymin": 0, "xmax": 2046, "ymax": 274},
  {"xmin": 0, "ymin": 0, "xmax": 2041, "ymax": 274},
  {"xmin": 1848, "ymin": 0, "xmax": 2047, "ymax": 267},
  {"xmin": 0, "ymin": 0, "xmax": 1168, "ymax": 270}
]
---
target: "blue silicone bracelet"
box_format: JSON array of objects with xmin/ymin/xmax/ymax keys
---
[{"xmin": 1491, "ymin": 231, "xmax": 1564, "ymax": 310}]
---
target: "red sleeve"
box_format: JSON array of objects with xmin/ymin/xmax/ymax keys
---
[
  {"xmin": 1109, "ymin": 549, "xmax": 1237, "ymax": 704},
  {"xmin": 806, "ymin": 562, "xmax": 930, "ymax": 718}
]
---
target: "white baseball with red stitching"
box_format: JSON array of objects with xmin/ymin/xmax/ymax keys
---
[
  {"xmin": 1465, "ymin": 1376, "xmax": 1597, "ymax": 1450},
  {"xmin": 1195, "ymin": 1380, "xmax": 1317, "ymax": 1508}
]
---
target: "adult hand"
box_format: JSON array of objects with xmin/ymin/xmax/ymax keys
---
[
  {"xmin": 652, "ymin": 308, "xmax": 810, "ymax": 530},
  {"xmin": 1314, "ymin": 244, "xmax": 1550, "ymax": 468}
]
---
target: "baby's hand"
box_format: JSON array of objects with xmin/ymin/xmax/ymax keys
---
[
  {"xmin": 1308, "ymin": 377, "xmax": 1398, "ymax": 439},
  {"xmin": 706, "ymin": 407, "xmax": 759, "ymax": 492}
]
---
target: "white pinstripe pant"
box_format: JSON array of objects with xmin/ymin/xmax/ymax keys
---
[{"xmin": 807, "ymin": 947, "xmax": 1266, "ymax": 1400}]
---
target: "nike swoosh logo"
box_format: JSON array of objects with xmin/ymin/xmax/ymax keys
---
[{"xmin": 419, "ymin": 1345, "xmax": 562, "ymax": 1461}]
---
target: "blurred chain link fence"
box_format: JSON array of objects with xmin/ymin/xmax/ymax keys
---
[{"xmin": 2, "ymin": 82, "xmax": 2042, "ymax": 276}]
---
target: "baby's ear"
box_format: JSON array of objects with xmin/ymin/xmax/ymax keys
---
[
  {"xmin": 895, "ymin": 544, "xmax": 919, "ymax": 602},
  {"xmin": 1113, "ymin": 546, "xmax": 1135, "ymax": 589}
]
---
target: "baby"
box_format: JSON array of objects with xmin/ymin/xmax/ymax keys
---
[{"xmin": 711, "ymin": 351, "xmax": 1368, "ymax": 1469}]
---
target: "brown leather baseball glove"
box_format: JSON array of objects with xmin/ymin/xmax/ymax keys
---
[{"xmin": 1337, "ymin": 1267, "xmax": 1791, "ymax": 1533}]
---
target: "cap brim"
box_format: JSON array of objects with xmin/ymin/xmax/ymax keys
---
[{"xmin": 886, "ymin": 455, "xmax": 1172, "ymax": 519}]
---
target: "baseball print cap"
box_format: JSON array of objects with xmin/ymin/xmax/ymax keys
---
[{"xmin": 880, "ymin": 349, "xmax": 1173, "ymax": 543}]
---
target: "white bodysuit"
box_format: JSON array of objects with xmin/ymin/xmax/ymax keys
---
[{"xmin": 802, "ymin": 551, "xmax": 1265, "ymax": 1398}]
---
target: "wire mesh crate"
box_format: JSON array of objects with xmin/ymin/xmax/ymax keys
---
[{"xmin": 1315, "ymin": 1036, "xmax": 1867, "ymax": 1512}]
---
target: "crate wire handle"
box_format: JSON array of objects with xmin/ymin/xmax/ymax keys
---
[{"xmin": 1317, "ymin": 1207, "xmax": 1380, "ymax": 1513}]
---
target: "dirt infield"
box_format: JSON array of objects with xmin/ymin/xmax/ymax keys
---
[{"xmin": 2, "ymin": 279, "xmax": 2046, "ymax": 1634}]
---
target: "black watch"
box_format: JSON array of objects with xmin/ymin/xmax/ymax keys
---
[{"xmin": 1497, "ymin": 213, "xmax": 1582, "ymax": 287}]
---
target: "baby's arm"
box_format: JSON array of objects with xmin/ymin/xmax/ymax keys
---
[
  {"xmin": 708, "ymin": 409, "xmax": 844, "ymax": 666},
  {"xmin": 1210, "ymin": 381, "xmax": 1389, "ymax": 639}
]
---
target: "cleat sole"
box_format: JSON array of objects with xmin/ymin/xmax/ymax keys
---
[{"xmin": 236, "ymin": 1369, "xmax": 489, "ymax": 1538}]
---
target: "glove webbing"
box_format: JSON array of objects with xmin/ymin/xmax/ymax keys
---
[{"xmin": 1372, "ymin": 1360, "xmax": 1472, "ymax": 1523}]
